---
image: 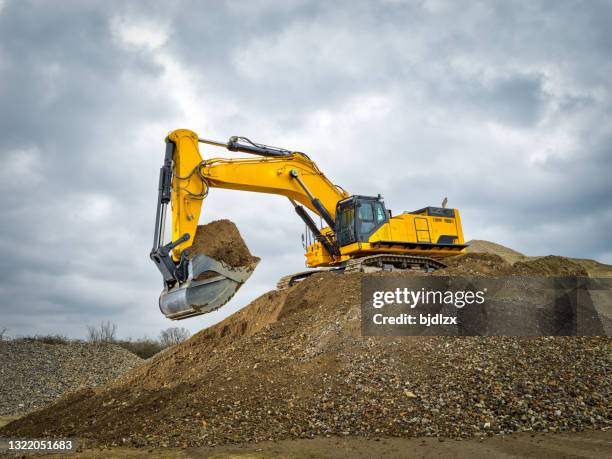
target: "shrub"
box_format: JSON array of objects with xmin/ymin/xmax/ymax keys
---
[
  {"xmin": 87, "ymin": 321, "xmax": 117, "ymax": 343},
  {"xmin": 19, "ymin": 334, "xmax": 71, "ymax": 345},
  {"xmin": 115, "ymin": 339, "xmax": 165, "ymax": 359},
  {"xmin": 159, "ymin": 327, "xmax": 191, "ymax": 347}
]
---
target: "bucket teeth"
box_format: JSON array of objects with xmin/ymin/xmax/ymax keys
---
[{"xmin": 159, "ymin": 254, "xmax": 258, "ymax": 320}]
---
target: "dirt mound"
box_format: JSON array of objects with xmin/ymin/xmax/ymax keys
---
[
  {"xmin": 188, "ymin": 219, "xmax": 260, "ymax": 268},
  {"xmin": 0, "ymin": 341, "xmax": 143, "ymax": 416},
  {"xmin": 434, "ymin": 253, "xmax": 514, "ymax": 276},
  {"xmin": 435, "ymin": 252, "xmax": 591, "ymax": 278},
  {"xmin": 513, "ymin": 256, "xmax": 588, "ymax": 277},
  {"xmin": 466, "ymin": 240, "xmax": 526, "ymax": 264},
  {"xmin": 465, "ymin": 240, "xmax": 612, "ymax": 277},
  {"xmin": 3, "ymin": 254, "xmax": 609, "ymax": 448},
  {"xmin": 570, "ymin": 258, "xmax": 612, "ymax": 277}
]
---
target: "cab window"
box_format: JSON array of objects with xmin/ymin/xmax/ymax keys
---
[
  {"xmin": 358, "ymin": 203, "xmax": 374, "ymax": 222},
  {"xmin": 340, "ymin": 206, "xmax": 354, "ymax": 229},
  {"xmin": 358, "ymin": 203, "xmax": 376, "ymax": 234},
  {"xmin": 374, "ymin": 202, "xmax": 386, "ymax": 224},
  {"xmin": 336, "ymin": 205, "xmax": 356, "ymax": 246}
]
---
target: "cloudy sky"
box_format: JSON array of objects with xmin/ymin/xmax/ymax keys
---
[{"xmin": 1, "ymin": 0, "xmax": 611, "ymax": 339}]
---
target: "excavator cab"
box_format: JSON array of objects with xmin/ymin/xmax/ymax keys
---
[{"xmin": 335, "ymin": 196, "xmax": 388, "ymax": 246}]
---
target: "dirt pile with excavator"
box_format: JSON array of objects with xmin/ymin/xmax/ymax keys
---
[{"xmin": 2, "ymin": 227, "xmax": 610, "ymax": 448}]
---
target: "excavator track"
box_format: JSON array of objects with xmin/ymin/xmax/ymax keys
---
[
  {"xmin": 277, "ymin": 255, "xmax": 447, "ymax": 290},
  {"xmin": 276, "ymin": 268, "xmax": 334, "ymax": 289},
  {"xmin": 344, "ymin": 254, "xmax": 447, "ymax": 273}
]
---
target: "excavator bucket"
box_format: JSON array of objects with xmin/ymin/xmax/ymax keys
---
[
  {"xmin": 151, "ymin": 132, "xmax": 261, "ymax": 320},
  {"xmin": 159, "ymin": 253, "xmax": 259, "ymax": 320}
]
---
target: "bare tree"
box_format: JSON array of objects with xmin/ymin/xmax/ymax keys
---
[
  {"xmin": 0, "ymin": 328, "xmax": 7, "ymax": 341},
  {"xmin": 159, "ymin": 327, "xmax": 191, "ymax": 347},
  {"xmin": 86, "ymin": 321, "xmax": 117, "ymax": 343}
]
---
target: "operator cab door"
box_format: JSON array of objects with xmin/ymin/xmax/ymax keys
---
[
  {"xmin": 357, "ymin": 200, "xmax": 387, "ymax": 240},
  {"xmin": 336, "ymin": 203, "xmax": 356, "ymax": 246},
  {"xmin": 335, "ymin": 197, "xmax": 388, "ymax": 246}
]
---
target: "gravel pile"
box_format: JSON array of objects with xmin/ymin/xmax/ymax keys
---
[
  {"xmin": 1, "ymin": 252, "xmax": 610, "ymax": 447},
  {"xmin": 0, "ymin": 340, "xmax": 143, "ymax": 416}
]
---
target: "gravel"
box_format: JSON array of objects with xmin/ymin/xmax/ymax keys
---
[
  {"xmin": 2, "ymin": 251, "xmax": 610, "ymax": 448},
  {"xmin": 0, "ymin": 340, "xmax": 143, "ymax": 416}
]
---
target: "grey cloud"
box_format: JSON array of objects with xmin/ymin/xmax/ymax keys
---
[
  {"xmin": 452, "ymin": 74, "xmax": 547, "ymax": 126},
  {"xmin": 1, "ymin": 0, "xmax": 611, "ymax": 338}
]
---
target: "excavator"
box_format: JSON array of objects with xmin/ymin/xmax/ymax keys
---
[{"xmin": 151, "ymin": 129, "xmax": 467, "ymax": 320}]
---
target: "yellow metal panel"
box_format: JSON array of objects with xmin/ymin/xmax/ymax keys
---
[
  {"xmin": 168, "ymin": 129, "xmax": 204, "ymax": 261},
  {"xmin": 200, "ymin": 155, "xmax": 347, "ymax": 218},
  {"xmin": 453, "ymin": 209, "xmax": 465, "ymax": 244},
  {"xmin": 415, "ymin": 218, "xmax": 429, "ymax": 231},
  {"xmin": 414, "ymin": 217, "xmax": 431, "ymax": 242}
]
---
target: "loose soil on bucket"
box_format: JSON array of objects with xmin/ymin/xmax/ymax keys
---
[{"xmin": 188, "ymin": 219, "xmax": 260, "ymax": 268}]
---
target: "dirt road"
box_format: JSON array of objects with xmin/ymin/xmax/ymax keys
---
[{"xmin": 23, "ymin": 431, "xmax": 611, "ymax": 458}]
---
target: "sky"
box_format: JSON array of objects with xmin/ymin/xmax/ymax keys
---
[{"xmin": 1, "ymin": 0, "xmax": 611, "ymax": 339}]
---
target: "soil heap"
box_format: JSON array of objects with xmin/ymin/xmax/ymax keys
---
[
  {"xmin": 466, "ymin": 239, "xmax": 612, "ymax": 277},
  {"xmin": 2, "ymin": 252, "xmax": 610, "ymax": 448},
  {"xmin": 188, "ymin": 220, "xmax": 260, "ymax": 268},
  {"xmin": 466, "ymin": 240, "xmax": 526, "ymax": 264}
]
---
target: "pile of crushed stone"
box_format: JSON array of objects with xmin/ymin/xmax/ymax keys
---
[
  {"xmin": 0, "ymin": 341, "xmax": 143, "ymax": 416},
  {"xmin": 189, "ymin": 219, "xmax": 260, "ymax": 268},
  {"xmin": 3, "ymin": 253, "xmax": 609, "ymax": 448}
]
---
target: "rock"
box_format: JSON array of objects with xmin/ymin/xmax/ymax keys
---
[{"xmin": 0, "ymin": 340, "xmax": 143, "ymax": 416}]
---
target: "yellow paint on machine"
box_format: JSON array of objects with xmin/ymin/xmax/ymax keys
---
[{"xmin": 167, "ymin": 129, "xmax": 465, "ymax": 267}]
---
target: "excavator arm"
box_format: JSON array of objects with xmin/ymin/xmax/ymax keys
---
[
  {"xmin": 167, "ymin": 129, "xmax": 347, "ymax": 261},
  {"xmin": 150, "ymin": 129, "xmax": 348, "ymax": 319}
]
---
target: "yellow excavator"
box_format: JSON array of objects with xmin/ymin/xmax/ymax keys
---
[{"xmin": 151, "ymin": 129, "xmax": 467, "ymax": 319}]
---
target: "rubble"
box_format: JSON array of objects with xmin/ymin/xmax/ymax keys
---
[{"xmin": 0, "ymin": 341, "xmax": 143, "ymax": 416}]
